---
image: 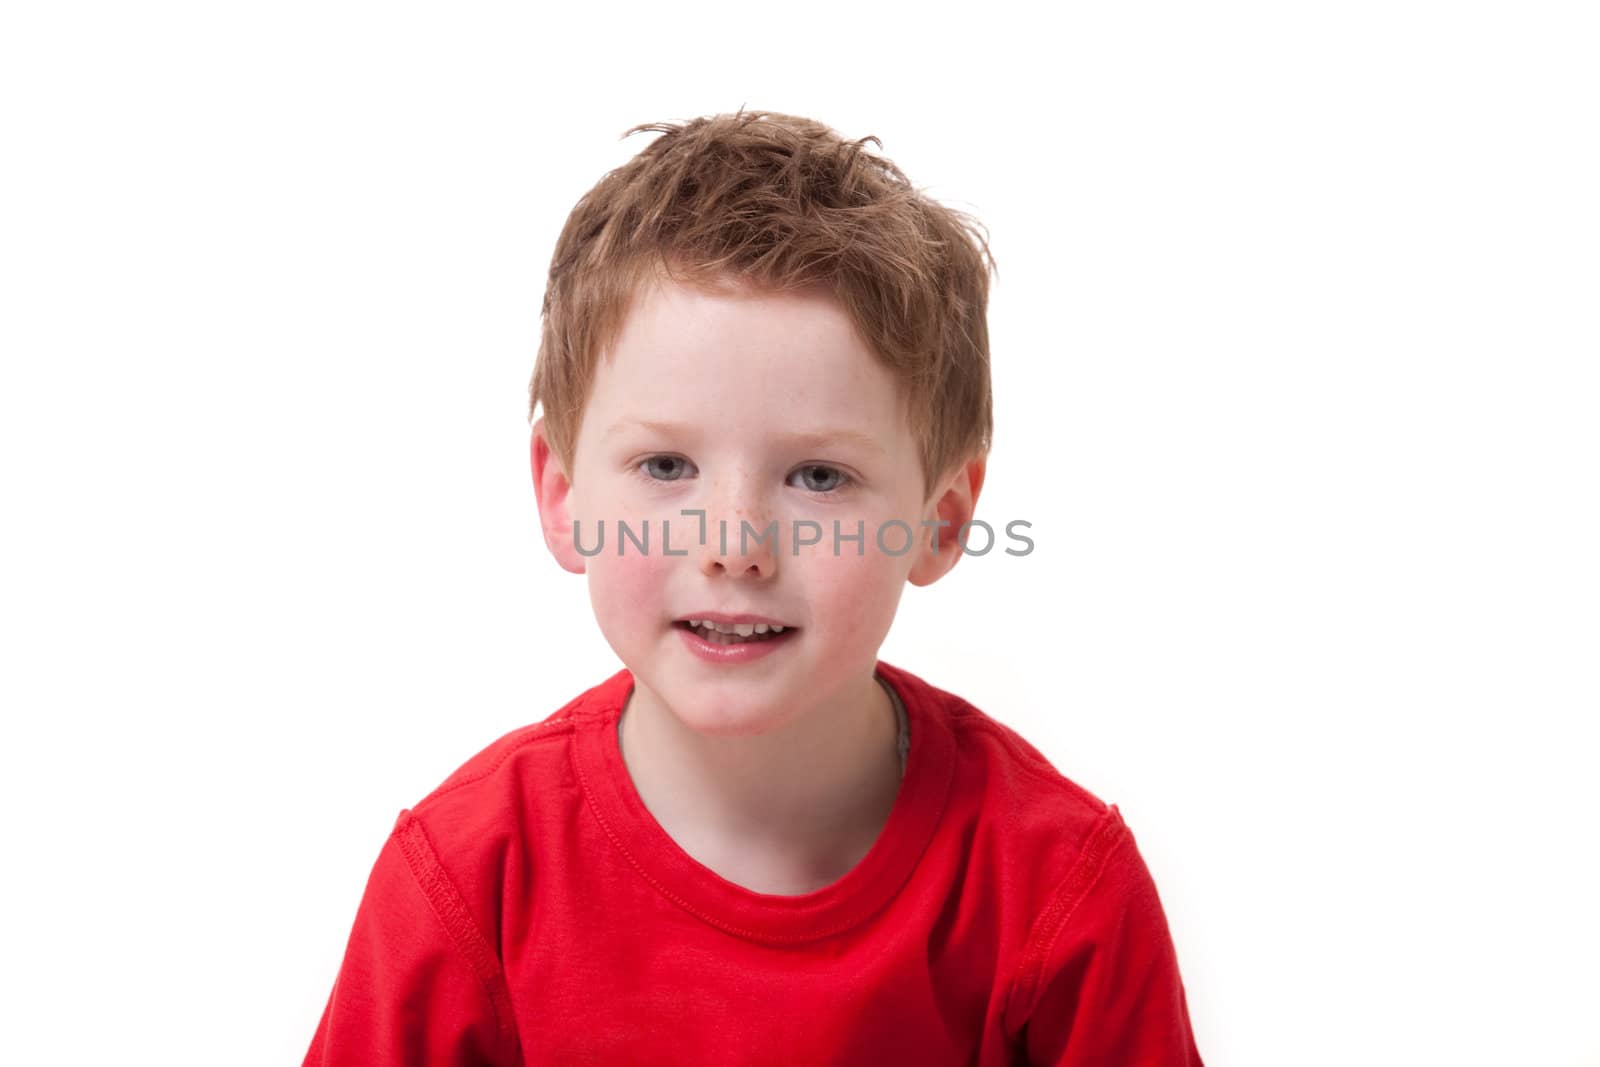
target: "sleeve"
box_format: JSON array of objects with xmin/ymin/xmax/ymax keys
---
[
  {"xmin": 1012, "ymin": 809, "xmax": 1203, "ymax": 1066},
  {"xmin": 303, "ymin": 812, "xmax": 523, "ymax": 1067}
]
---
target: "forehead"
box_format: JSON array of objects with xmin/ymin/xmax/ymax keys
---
[{"xmin": 585, "ymin": 274, "xmax": 912, "ymax": 442}]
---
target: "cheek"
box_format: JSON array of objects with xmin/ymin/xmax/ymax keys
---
[
  {"xmin": 575, "ymin": 484, "xmax": 678, "ymax": 631},
  {"xmin": 802, "ymin": 546, "xmax": 910, "ymax": 645},
  {"xmin": 587, "ymin": 549, "xmax": 675, "ymax": 637}
]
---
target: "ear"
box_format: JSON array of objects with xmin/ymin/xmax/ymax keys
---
[
  {"xmin": 908, "ymin": 453, "xmax": 987, "ymax": 587},
  {"xmin": 530, "ymin": 418, "xmax": 586, "ymax": 575}
]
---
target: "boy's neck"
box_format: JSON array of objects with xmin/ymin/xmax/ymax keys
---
[{"xmin": 617, "ymin": 668, "xmax": 904, "ymax": 897}]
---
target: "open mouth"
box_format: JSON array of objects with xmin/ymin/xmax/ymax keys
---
[{"xmin": 672, "ymin": 619, "xmax": 797, "ymax": 646}]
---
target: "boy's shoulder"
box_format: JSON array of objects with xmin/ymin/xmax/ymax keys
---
[
  {"xmin": 367, "ymin": 670, "xmax": 630, "ymax": 928},
  {"xmin": 389, "ymin": 661, "xmax": 1128, "ymax": 929},
  {"xmin": 399, "ymin": 661, "xmax": 1119, "ymax": 851},
  {"xmin": 877, "ymin": 660, "xmax": 1123, "ymax": 867},
  {"xmin": 403, "ymin": 667, "xmax": 629, "ymax": 820}
]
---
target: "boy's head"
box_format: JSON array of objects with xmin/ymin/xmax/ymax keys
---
[
  {"xmin": 528, "ymin": 111, "xmax": 995, "ymax": 733},
  {"xmin": 528, "ymin": 110, "xmax": 994, "ymax": 501}
]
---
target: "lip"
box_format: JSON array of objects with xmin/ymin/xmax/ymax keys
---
[
  {"xmin": 674, "ymin": 611, "xmax": 795, "ymax": 628},
  {"xmin": 674, "ymin": 619, "xmax": 799, "ymax": 664}
]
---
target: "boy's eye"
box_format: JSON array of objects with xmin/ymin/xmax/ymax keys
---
[
  {"xmin": 636, "ymin": 456, "xmax": 850, "ymax": 493},
  {"xmin": 640, "ymin": 455, "xmax": 695, "ymax": 481},
  {"xmin": 789, "ymin": 464, "xmax": 850, "ymax": 493}
]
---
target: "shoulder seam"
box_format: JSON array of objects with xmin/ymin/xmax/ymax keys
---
[
  {"xmin": 414, "ymin": 680, "xmax": 610, "ymax": 811},
  {"xmin": 954, "ymin": 716, "xmax": 1108, "ymax": 811},
  {"xmin": 414, "ymin": 718, "xmax": 576, "ymax": 812},
  {"xmin": 393, "ymin": 811, "xmax": 525, "ymax": 1063},
  {"xmin": 1004, "ymin": 806, "xmax": 1131, "ymax": 1027}
]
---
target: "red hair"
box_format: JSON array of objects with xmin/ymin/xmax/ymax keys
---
[{"xmin": 528, "ymin": 110, "xmax": 995, "ymax": 495}]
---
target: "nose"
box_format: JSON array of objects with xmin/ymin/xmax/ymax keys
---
[{"xmin": 697, "ymin": 478, "xmax": 779, "ymax": 581}]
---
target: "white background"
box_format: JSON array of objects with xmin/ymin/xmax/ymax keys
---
[{"xmin": 2, "ymin": 2, "xmax": 1596, "ymax": 1064}]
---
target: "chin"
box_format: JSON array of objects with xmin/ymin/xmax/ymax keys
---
[{"xmin": 658, "ymin": 673, "xmax": 806, "ymax": 736}]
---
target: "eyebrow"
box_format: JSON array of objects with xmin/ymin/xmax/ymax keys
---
[{"xmin": 605, "ymin": 418, "xmax": 886, "ymax": 455}]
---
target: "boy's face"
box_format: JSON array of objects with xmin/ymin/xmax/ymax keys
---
[{"xmin": 532, "ymin": 273, "xmax": 979, "ymax": 736}]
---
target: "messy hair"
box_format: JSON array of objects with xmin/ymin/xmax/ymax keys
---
[{"xmin": 527, "ymin": 109, "xmax": 995, "ymax": 497}]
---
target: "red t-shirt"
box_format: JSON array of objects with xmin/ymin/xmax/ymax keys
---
[{"xmin": 304, "ymin": 661, "xmax": 1203, "ymax": 1065}]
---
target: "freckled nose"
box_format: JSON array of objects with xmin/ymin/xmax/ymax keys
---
[{"xmin": 698, "ymin": 495, "xmax": 780, "ymax": 580}]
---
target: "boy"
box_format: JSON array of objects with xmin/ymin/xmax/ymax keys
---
[{"xmin": 305, "ymin": 110, "xmax": 1203, "ymax": 1065}]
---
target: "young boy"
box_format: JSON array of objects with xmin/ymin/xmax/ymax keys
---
[{"xmin": 305, "ymin": 110, "xmax": 1203, "ymax": 1065}]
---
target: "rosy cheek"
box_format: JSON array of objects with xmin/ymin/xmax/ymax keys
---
[
  {"xmin": 577, "ymin": 487, "xmax": 673, "ymax": 618},
  {"xmin": 803, "ymin": 548, "xmax": 902, "ymax": 646},
  {"xmin": 593, "ymin": 551, "xmax": 671, "ymax": 614}
]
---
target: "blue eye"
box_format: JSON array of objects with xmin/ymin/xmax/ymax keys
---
[
  {"xmin": 640, "ymin": 455, "xmax": 695, "ymax": 481},
  {"xmin": 636, "ymin": 456, "xmax": 848, "ymax": 492},
  {"xmin": 790, "ymin": 465, "xmax": 850, "ymax": 493}
]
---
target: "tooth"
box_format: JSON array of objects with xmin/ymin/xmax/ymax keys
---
[
  {"xmin": 771, "ymin": 624, "xmax": 784, "ymax": 633},
  {"xmin": 734, "ymin": 623, "xmax": 754, "ymax": 637},
  {"xmin": 753, "ymin": 623, "xmax": 769, "ymax": 634}
]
